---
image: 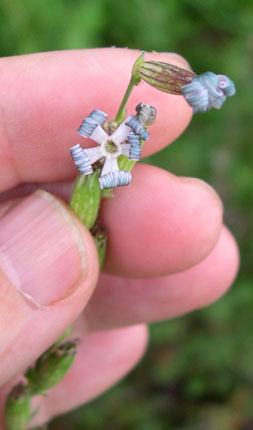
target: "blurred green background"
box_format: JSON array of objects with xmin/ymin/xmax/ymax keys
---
[{"xmin": 1, "ymin": 0, "xmax": 252, "ymax": 429}]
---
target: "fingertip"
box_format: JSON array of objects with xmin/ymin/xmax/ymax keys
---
[
  {"xmin": 199, "ymin": 225, "xmax": 240, "ymax": 306},
  {"xmin": 103, "ymin": 164, "xmax": 223, "ymax": 278},
  {"xmin": 177, "ymin": 175, "xmax": 224, "ymax": 263}
]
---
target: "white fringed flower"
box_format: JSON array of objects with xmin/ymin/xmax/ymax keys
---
[
  {"xmin": 82, "ymin": 121, "xmax": 131, "ymax": 176},
  {"xmin": 70, "ymin": 107, "xmax": 153, "ymax": 189},
  {"xmin": 70, "ymin": 110, "xmax": 135, "ymax": 189}
]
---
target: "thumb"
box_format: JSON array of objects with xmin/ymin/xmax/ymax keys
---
[{"xmin": 0, "ymin": 190, "xmax": 99, "ymax": 385}]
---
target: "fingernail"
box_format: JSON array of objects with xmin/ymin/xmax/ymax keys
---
[{"xmin": 0, "ymin": 190, "xmax": 86, "ymax": 307}]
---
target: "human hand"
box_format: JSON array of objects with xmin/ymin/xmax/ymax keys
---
[{"xmin": 0, "ymin": 48, "xmax": 239, "ymax": 428}]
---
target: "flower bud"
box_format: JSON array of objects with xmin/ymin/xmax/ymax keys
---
[
  {"xmin": 26, "ymin": 339, "xmax": 79, "ymax": 395},
  {"xmin": 5, "ymin": 382, "xmax": 31, "ymax": 430},
  {"xmin": 181, "ymin": 71, "xmax": 236, "ymax": 113},
  {"xmin": 133, "ymin": 54, "xmax": 195, "ymax": 94},
  {"xmin": 135, "ymin": 103, "xmax": 157, "ymax": 126}
]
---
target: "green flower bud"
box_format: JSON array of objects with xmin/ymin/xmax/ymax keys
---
[
  {"xmin": 133, "ymin": 54, "xmax": 195, "ymax": 95},
  {"xmin": 26, "ymin": 339, "xmax": 79, "ymax": 395},
  {"xmin": 5, "ymin": 382, "xmax": 31, "ymax": 430},
  {"xmin": 70, "ymin": 171, "xmax": 101, "ymax": 229},
  {"xmin": 91, "ymin": 219, "xmax": 107, "ymax": 268}
]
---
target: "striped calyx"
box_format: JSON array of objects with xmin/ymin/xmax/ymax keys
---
[{"xmin": 134, "ymin": 57, "xmax": 195, "ymax": 95}]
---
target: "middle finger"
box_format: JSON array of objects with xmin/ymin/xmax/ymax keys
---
[{"xmin": 0, "ymin": 163, "xmax": 223, "ymax": 278}]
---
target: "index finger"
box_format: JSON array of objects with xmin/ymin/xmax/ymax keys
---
[{"xmin": 0, "ymin": 48, "xmax": 192, "ymax": 192}]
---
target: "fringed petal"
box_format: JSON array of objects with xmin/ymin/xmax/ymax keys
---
[
  {"xmin": 90, "ymin": 125, "xmax": 108, "ymax": 144},
  {"xmin": 101, "ymin": 157, "xmax": 119, "ymax": 176},
  {"xmin": 99, "ymin": 170, "xmax": 131, "ymax": 190},
  {"xmin": 111, "ymin": 122, "xmax": 131, "ymax": 143},
  {"xmin": 84, "ymin": 146, "xmax": 103, "ymax": 164}
]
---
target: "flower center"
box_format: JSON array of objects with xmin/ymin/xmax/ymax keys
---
[
  {"xmin": 105, "ymin": 139, "xmax": 118, "ymax": 153},
  {"xmin": 100, "ymin": 138, "xmax": 122, "ymax": 159}
]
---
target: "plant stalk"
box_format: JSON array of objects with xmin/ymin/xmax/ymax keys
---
[{"xmin": 114, "ymin": 75, "xmax": 136, "ymax": 123}]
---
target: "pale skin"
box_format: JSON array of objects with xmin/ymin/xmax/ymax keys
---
[{"xmin": 0, "ymin": 48, "xmax": 239, "ymax": 428}]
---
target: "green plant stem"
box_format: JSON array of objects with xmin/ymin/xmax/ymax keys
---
[{"xmin": 114, "ymin": 75, "xmax": 136, "ymax": 123}]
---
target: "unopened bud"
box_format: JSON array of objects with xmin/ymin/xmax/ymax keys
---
[
  {"xmin": 5, "ymin": 382, "xmax": 31, "ymax": 430},
  {"xmin": 135, "ymin": 103, "xmax": 157, "ymax": 126},
  {"xmin": 26, "ymin": 339, "xmax": 79, "ymax": 395},
  {"xmin": 181, "ymin": 71, "xmax": 236, "ymax": 113}
]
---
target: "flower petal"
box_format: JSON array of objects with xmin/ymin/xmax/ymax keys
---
[
  {"xmin": 120, "ymin": 143, "xmax": 131, "ymax": 157},
  {"xmin": 84, "ymin": 146, "xmax": 103, "ymax": 164},
  {"xmin": 111, "ymin": 122, "xmax": 131, "ymax": 143},
  {"xmin": 90, "ymin": 125, "xmax": 108, "ymax": 144},
  {"xmin": 101, "ymin": 157, "xmax": 119, "ymax": 176},
  {"xmin": 125, "ymin": 115, "xmax": 150, "ymax": 141},
  {"xmin": 70, "ymin": 144, "xmax": 93, "ymax": 175},
  {"xmin": 99, "ymin": 170, "xmax": 131, "ymax": 189}
]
